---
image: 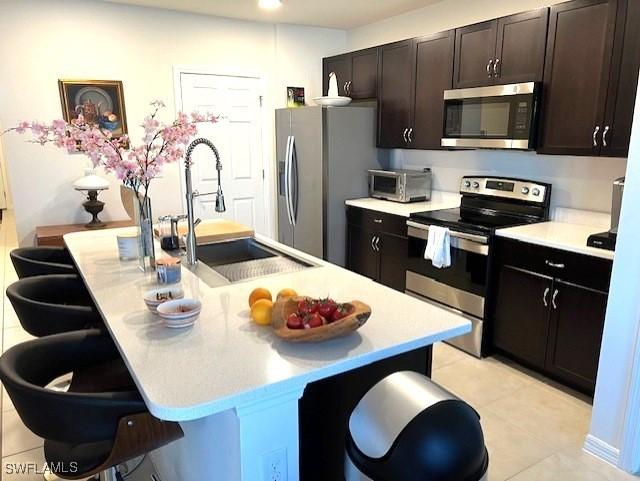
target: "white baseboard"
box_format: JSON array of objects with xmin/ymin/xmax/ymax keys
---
[{"xmin": 584, "ymin": 434, "xmax": 621, "ymax": 467}]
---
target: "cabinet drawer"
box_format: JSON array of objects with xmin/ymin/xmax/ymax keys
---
[
  {"xmin": 346, "ymin": 206, "xmax": 408, "ymax": 237},
  {"xmin": 494, "ymin": 237, "xmax": 613, "ymax": 292}
]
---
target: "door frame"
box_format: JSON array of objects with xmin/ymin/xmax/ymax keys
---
[{"xmin": 172, "ymin": 65, "xmax": 274, "ymax": 237}]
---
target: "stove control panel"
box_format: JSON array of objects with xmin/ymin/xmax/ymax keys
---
[{"xmin": 460, "ymin": 176, "xmax": 549, "ymax": 203}]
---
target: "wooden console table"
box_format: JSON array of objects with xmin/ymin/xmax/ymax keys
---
[{"xmin": 35, "ymin": 220, "xmax": 134, "ymax": 247}]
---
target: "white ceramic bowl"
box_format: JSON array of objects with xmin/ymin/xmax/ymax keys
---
[
  {"xmin": 143, "ymin": 286, "xmax": 185, "ymax": 313},
  {"xmin": 312, "ymin": 96, "xmax": 352, "ymax": 107},
  {"xmin": 157, "ymin": 299, "xmax": 201, "ymax": 328}
]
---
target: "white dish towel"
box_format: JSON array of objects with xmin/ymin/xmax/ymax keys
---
[{"xmin": 424, "ymin": 225, "xmax": 451, "ymax": 269}]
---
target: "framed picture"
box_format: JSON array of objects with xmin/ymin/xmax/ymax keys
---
[
  {"xmin": 287, "ymin": 87, "xmax": 305, "ymax": 108},
  {"xmin": 58, "ymin": 79, "xmax": 129, "ymax": 140}
]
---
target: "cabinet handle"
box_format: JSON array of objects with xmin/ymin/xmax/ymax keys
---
[
  {"xmin": 375, "ymin": 236, "xmax": 381, "ymax": 251},
  {"xmin": 593, "ymin": 125, "xmax": 600, "ymax": 147},
  {"xmin": 402, "ymin": 128, "xmax": 409, "ymax": 142},
  {"xmin": 543, "ymin": 287, "xmax": 550, "ymax": 307},
  {"xmin": 408, "ymin": 128, "xmax": 414, "ymax": 143},
  {"xmin": 370, "ymin": 235, "xmax": 376, "ymax": 252},
  {"xmin": 602, "ymin": 125, "xmax": 610, "ymax": 147},
  {"xmin": 487, "ymin": 59, "xmax": 494, "ymax": 78},
  {"xmin": 545, "ymin": 260, "xmax": 565, "ymax": 269},
  {"xmin": 344, "ymin": 81, "xmax": 349, "ymax": 94},
  {"xmin": 373, "ymin": 218, "xmax": 383, "ymax": 224},
  {"xmin": 552, "ymin": 289, "xmax": 559, "ymax": 310},
  {"xmin": 493, "ymin": 58, "xmax": 500, "ymax": 77}
]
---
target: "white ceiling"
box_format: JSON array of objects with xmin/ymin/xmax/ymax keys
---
[{"xmin": 99, "ymin": 0, "xmax": 443, "ymax": 29}]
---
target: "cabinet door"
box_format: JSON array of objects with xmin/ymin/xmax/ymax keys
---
[
  {"xmin": 601, "ymin": 0, "xmax": 640, "ymax": 157},
  {"xmin": 538, "ymin": 0, "xmax": 618, "ymax": 156},
  {"xmin": 377, "ymin": 40, "xmax": 415, "ymax": 148},
  {"xmin": 453, "ymin": 20, "xmax": 497, "ymax": 88},
  {"xmin": 411, "ymin": 30, "xmax": 455, "ymax": 150},
  {"xmin": 323, "ymin": 54, "xmax": 351, "ymax": 97},
  {"xmin": 492, "ymin": 265, "xmax": 553, "ymax": 369},
  {"xmin": 350, "ymin": 48, "xmax": 378, "ymax": 99},
  {"xmin": 495, "ymin": 9, "xmax": 549, "ymax": 84},
  {"xmin": 378, "ymin": 233, "xmax": 408, "ymax": 292},
  {"xmin": 347, "ymin": 224, "xmax": 379, "ymax": 281},
  {"xmin": 546, "ymin": 280, "xmax": 608, "ymax": 392}
]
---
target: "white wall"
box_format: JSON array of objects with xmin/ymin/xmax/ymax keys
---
[
  {"xmin": 347, "ymin": 0, "xmax": 571, "ymax": 50},
  {"xmin": 0, "ymin": 0, "xmax": 346, "ymax": 244},
  {"xmin": 587, "ymin": 73, "xmax": 640, "ymax": 471},
  {"xmin": 390, "ymin": 150, "xmax": 626, "ymax": 213}
]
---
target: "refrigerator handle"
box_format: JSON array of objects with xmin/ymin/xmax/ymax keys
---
[
  {"xmin": 284, "ymin": 136, "xmax": 294, "ymax": 226},
  {"xmin": 288, "ymin": 135, "xmax": 297, "ymax": 227},
  {"xmin": 291, "ymin": 136, "xmax": 299, "ymax": 226}
]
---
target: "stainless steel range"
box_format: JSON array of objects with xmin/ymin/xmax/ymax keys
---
[{"xmin": 406, "ymin": 176, "xmax": 552, "ymax": 357}]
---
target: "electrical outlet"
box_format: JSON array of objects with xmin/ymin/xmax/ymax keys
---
[{"xmin": 262, "ymin": 448, "xmax": 287, "ymax": 481}]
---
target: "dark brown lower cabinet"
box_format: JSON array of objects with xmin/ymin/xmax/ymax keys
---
[
  {"xmin": 492, "ymin": 266, "xmax": 553, "ymax": 369},
  {"xmin": 491, "ymin": 238, "xmax": 612, "ymax": 394},
  {"xmin": 545, "ymin": 280, "xmax": 608, "ymax": 391},
  {"xmin": 346, "ymin": 207, "xmax": 408, "ymax": 292}
]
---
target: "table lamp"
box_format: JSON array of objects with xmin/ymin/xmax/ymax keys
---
[{"xmin": 73, "ymin": 169, "xmax": 110, "ymax": 228}]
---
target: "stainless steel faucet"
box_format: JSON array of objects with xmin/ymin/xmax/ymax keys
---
[{"xmin": 184, "ymin": 138, "xmax": 226, "ymax": 265}]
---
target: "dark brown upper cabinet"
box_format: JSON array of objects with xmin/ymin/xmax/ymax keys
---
[
  {"xmin": 377, "ymin": 40, "xmax": 415, "ymax": 148},
  {"xmin": 601, "ymin": 0, "xmax": 640, "ymax": 157},
  {"xmin": 322, "ymin": 47, "xmax": 378, "ymax": 100},
  {"xmin": 411, "ymin": 31, "xmax": 455, "ymax": 150},
  {"xmin": 453, "ymin": 9, "xmax": 549, "ymax": 88},
  {"xmin": 538, "ymin": 0, "xmax": 621, "ymax": 156}
]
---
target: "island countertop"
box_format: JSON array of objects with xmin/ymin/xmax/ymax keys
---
[{"xmin": 64, "ymin": 229, "xmax": 470, "ymax": 422}]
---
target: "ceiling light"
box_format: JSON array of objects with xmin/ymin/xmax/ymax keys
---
[{"xmin": 258, "ymin": 0, "xmax": 282, "ymax": 10}]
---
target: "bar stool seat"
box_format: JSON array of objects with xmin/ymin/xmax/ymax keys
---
[
  {"xmin": 10, "ymin": 247, "xmax": 76, "ymax": 278},
  {"xmin": 0, "ymin": 329, "xmax": 183, "ymax": 480},
  {"xmin": 6, "ymin": 274, "xmax": 101, "ymax": 337}
]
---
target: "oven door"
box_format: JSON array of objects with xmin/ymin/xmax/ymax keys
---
[
  {"xmin": 405, "ymin": 221, "xmax": 488, "ymax": 318},
  {"xmin": 441, "ymin": 82, "xmax": 539, "ymax": 150}
]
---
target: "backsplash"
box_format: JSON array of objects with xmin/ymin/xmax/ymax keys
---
[{"xmin": 389, "ymin": 149, "xmax": 627, "ymax": 214}]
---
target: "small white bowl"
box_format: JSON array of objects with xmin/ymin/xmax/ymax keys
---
[
  {"xmin": 143, "ymin": 286, "xmax": 185, "ymax": 313},
  {"xmin": 157, "ymin": 299, "xmax": 201, "ymax": 328},
  {"xmin": 312, "ymin": 96, "xmax": 352, "ymax": 107}
]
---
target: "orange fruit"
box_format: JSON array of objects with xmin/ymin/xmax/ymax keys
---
[
  {"xmin": 277, "ymin": 288, "xmax": 298, "ymax": 300},
  {"xmin": 251, "ymin": 299, "xmax": 273, "ymax": 325},
  {"xmin": 249, "ymin": 287, "xmax": 272, "ymax": 307}
]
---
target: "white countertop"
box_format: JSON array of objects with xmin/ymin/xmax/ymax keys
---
[
  {"xmin": 345, "ymin": 191, "xmax": 461, "ymax": 217},
  {"xmin": 64, "ymin": 229, "xmax": 470, "ymax": 422},
  {"xmin": 496, "ymin": 221, "xmax": 614, "ymax": 260}
]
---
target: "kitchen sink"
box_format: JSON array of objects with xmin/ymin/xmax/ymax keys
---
[{"xmin": 196, "ymin": 237, "xmax": 313, "ymax": 283}]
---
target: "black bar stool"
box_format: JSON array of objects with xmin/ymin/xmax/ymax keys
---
[
  {"xmin": 6, "ymin": 275, "xmax": 102, "ymax": 337},
  {"xmin": 10, "ymin": 247, "xmax": 76, "ymax": 278},
  {"xmin": 0, "ymin": 329, "xmax": 184, "ymax": 480}
]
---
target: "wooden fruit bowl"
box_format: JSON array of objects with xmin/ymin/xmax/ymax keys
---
[{"xmin": 272, "ymin": 296, "xmax": 371, "ymax": 342}]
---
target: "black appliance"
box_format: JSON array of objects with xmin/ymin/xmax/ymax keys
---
[
  {"xmin": 441, "ymin": 82, "xmax": 541, "ymax": 150},
  {"xmin": 587, "ymin": 177, "xmax": 624, "ymax": 251},
  {"xmin": 406, "ymin": 176, "xmax": 552, "ymax": 357}
]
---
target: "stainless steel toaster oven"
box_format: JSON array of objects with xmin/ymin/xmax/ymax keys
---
[{"xmin": 368, "ymin": 169, "xmax": 432, "ymax": 203}]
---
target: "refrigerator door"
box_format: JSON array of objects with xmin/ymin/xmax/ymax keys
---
[
  {"xmin": 290, "ymin": 107, "xmax": 324, "ymax": 258},
  {"xmin": 276, "ymin": 109, "xmax": 294, "ymax": 247}
]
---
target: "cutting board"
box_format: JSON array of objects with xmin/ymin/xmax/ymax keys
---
[{"xmin": 154, "ymin": 219, "xmax": 254, "ymax": 245}]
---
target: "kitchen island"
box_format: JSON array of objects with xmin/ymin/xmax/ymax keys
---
[{"xmin": 64, "ymin": 228, "xmax": 470, "ymax": 481}]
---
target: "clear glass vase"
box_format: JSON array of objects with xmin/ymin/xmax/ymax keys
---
[{"xmin": 135, "ymin": 197, "xmax": 156, "ymax": 272}]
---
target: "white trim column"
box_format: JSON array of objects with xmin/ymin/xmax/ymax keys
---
[{"xmin": 586, "ymin": 71, "xmax": 640, "ymax": 475}]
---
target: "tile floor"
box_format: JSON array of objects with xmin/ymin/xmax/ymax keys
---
[{"xmin": 0, "ymin": 210, "xmax": 636, "ymax": 480}]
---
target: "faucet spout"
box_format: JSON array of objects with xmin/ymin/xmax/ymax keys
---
[{"xmin": 184, "ymin": 137, "xmax": 225, "ymax": 265}]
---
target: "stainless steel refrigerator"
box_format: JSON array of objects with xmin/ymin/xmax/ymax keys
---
[{"xmin": 276, "ymin": 106, "xmax": 386, "ymax": 266}]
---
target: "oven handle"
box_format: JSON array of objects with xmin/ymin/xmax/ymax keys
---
[
  {"xmin": 406, "ymin": 221, "xmax": 489, "ymax": 244},
  {"xmin": 406, "ymin": 221, "xmax": 489, "ymax": 256}
]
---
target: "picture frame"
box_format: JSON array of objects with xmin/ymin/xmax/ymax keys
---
[
  {"xmin": 287, "ymin": 87, "xmax": 305, "ymax": 108},
  {"xmin": 58, "ymin": 79, "xmax": 129, "ymax": 140}
]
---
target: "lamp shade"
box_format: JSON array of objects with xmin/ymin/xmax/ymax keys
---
[{"xmin": 73, "ymin": 172, "xmax": 110, "ymax": 191}]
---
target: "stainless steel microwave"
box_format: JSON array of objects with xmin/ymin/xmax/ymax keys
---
[
  {"xmin": 441, "ymin": 82, "xmax": 541, "ymax": 150},
  {"xmin": 368, "ymin": 169, "xmax": 432, "ymax": 203}
]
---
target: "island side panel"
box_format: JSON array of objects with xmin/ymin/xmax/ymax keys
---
[{"xmin": 299, "ymin": 346, "xmax": 432, "ymax": 481}]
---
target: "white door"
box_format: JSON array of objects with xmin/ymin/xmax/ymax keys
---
[{"xmin": 179, "ymin": 73, "xmax": 266, "ymax": 234}]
